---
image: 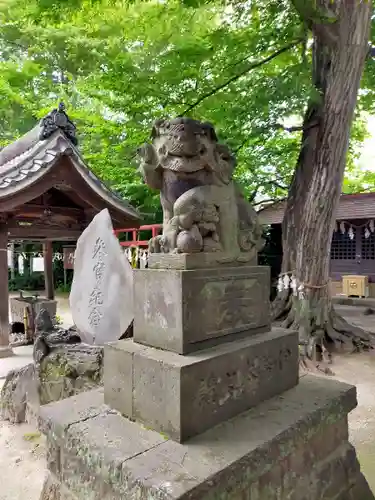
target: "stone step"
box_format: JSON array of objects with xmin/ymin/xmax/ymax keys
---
[
  {"xmin": 104, "ymin": 328, "xmax": 298, "ymax": 442},
  {"xmin": 38, "ymin": 376, "xmax": 374, "ymax": 500}
]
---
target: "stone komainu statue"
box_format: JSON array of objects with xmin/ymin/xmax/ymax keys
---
[{"xmin": 138, "ymin": 117, "xmax": 264, "ymax": 261}]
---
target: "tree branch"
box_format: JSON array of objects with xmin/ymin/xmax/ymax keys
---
[
  {"xmin": 249, "ymin": 180, "xmax": 288, "ymax": 203},
  {"xmin": 234, "ymin": 137, "xmax": 250, "ymax": 154},
  {"xmin": 271, "ymin": 119, "xmax": 319, "ymax": 133},
  {"xmin": 290, "ymin": 0, "xmax": 339, "ymax": 46},
  {"xmin": 250, "ymin": 119, "xmax": 319, "ymax": 137},
  {"xmin": 180, "ymin": 40, "xmax": 303, "ymax": 116},
  {"xmin": 290, "ymin": 0, "xmax": 337, "ymax": 25},
  {"xmin": 227, "ymin": 120, "xmax": 318, "ymax": 159},
  {"xmin": 0, "ymin": 38, "xmax": 27, "ymax": 53},
  {"xmin": 253, "ymin": 198, "xmax": 279, "ymax": 207}
]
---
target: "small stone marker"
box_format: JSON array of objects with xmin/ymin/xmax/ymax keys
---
[
  {"xmin": 35, "ymin": 309, "xmax": 54, "ymax": 333},
  {"xmin": 69, "ymin": 209, "xmax": 134, "ymax": 345}
]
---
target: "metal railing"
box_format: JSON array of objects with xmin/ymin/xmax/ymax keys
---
[{"xmin": 114, "ymin": 224, "xmax": 162, "ymax": 248}]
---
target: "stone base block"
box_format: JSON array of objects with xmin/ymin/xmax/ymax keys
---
[
  {"xmin": 10, "ymin": 297, "xmax": 57, "ymax": 323},
  {"xmin": 38, "ymin": 377, "xmax": 374, "ymax": 500},
  {"xmin": 134, "ymin": 265, "xmax": 270, "ymax": 354},
  {"xmin": 104, "ymin": 328, "xmax": 298, "ymax": 441}
]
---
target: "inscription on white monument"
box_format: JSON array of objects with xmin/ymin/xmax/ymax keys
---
[{"xmin": 88, "ymin": 237, "xmax": 107, "ymax": 328}]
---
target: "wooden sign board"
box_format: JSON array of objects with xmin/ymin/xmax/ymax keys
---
[{"xmin": 63, "ymin": 247, "xmax": 75, "ymax": 270}]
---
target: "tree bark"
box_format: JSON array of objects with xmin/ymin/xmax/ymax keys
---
[{"xmin": 273, "ymin": 0, "xmax": 373, "ymax": 364}]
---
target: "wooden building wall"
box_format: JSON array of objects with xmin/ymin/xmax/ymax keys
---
[
  {"xmin": 258, "ymin": 193, "xmax": 375, "ymax": 297},
  {"xmin": 260, "ymin": 220, "xmax": 375, "ymax": 297},
  {"xmin": 330, "ymin": 220, "xmax": 375, "ymax": 281}
]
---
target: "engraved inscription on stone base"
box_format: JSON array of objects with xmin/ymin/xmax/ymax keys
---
[
  {"xmin": 184, "ymin": 271, "xmax": 269, "ymax": 343},
  {"xmin": 104, "ymin": 328, "xmax": 299, "ymax": 442}
]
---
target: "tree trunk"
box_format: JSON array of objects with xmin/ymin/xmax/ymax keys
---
[{"xmin": 273, "ymin": 0, "xmax": 373, "ymax": 365}]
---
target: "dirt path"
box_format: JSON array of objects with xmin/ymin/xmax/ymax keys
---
[
  {"xmin": 331, "ymin": 351, "xmax": 375, "ymax": 492},
  {"xmin": 0, "ymin": 419, "xmax": 46, "ymax": 500},
  {"xmin": 0, "ymin": 291, "xmax": 70, "ymax": 500}
]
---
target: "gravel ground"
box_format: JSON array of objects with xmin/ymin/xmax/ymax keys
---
[{"xmin": 0, "ymin": 415, "xmax": 46, "ymax": 500}]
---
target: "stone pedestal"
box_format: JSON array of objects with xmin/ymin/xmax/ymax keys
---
[
  {"xmin": 38, "ymin": 377, "xmax": 374, "ymax": 500},
  {"xmin": 37, "ymin": 260, "xmax": 373, "ymax": 500},
  {"xmin": 107, "ymin": 264, "xmax": 298, "ymax": 442},
  {"xmin": 10, "ymin": 296, "xmax": 57, "ymax": 323}
]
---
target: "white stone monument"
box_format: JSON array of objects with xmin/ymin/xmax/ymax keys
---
[{"xmin": 69, "ymin": 209, "xmax": 134, "ymax": 345}]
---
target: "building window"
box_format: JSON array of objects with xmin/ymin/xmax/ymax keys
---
[
  {"xmin": 331, "ymin": 228, "xmax": 356, "ymax": 260},
  {"xmin": 361, "ymin": 229, "xmax": 375, "ymax": 260}
]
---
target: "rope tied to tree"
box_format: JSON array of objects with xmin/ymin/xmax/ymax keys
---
[
  {"xmin": 277, "ymin": 270, "xmax": 330, "ymax": 298},
  {"xmin": 303, "ymin": 280, "xmax": 330, "ymax": 289}
]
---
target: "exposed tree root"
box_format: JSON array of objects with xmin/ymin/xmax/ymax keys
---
[
  {"xmin": 300, "ymin": 355, "xmax": 334, "ymax": 376},
  {"xmin": 272, "ymin": 290, "xmax": 375, "ymax": 375}
]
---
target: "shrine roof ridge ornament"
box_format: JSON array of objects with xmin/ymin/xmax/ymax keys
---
[{"xmin": 39, "ymin": 102, "xmax": 78, "ymax": 146}]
